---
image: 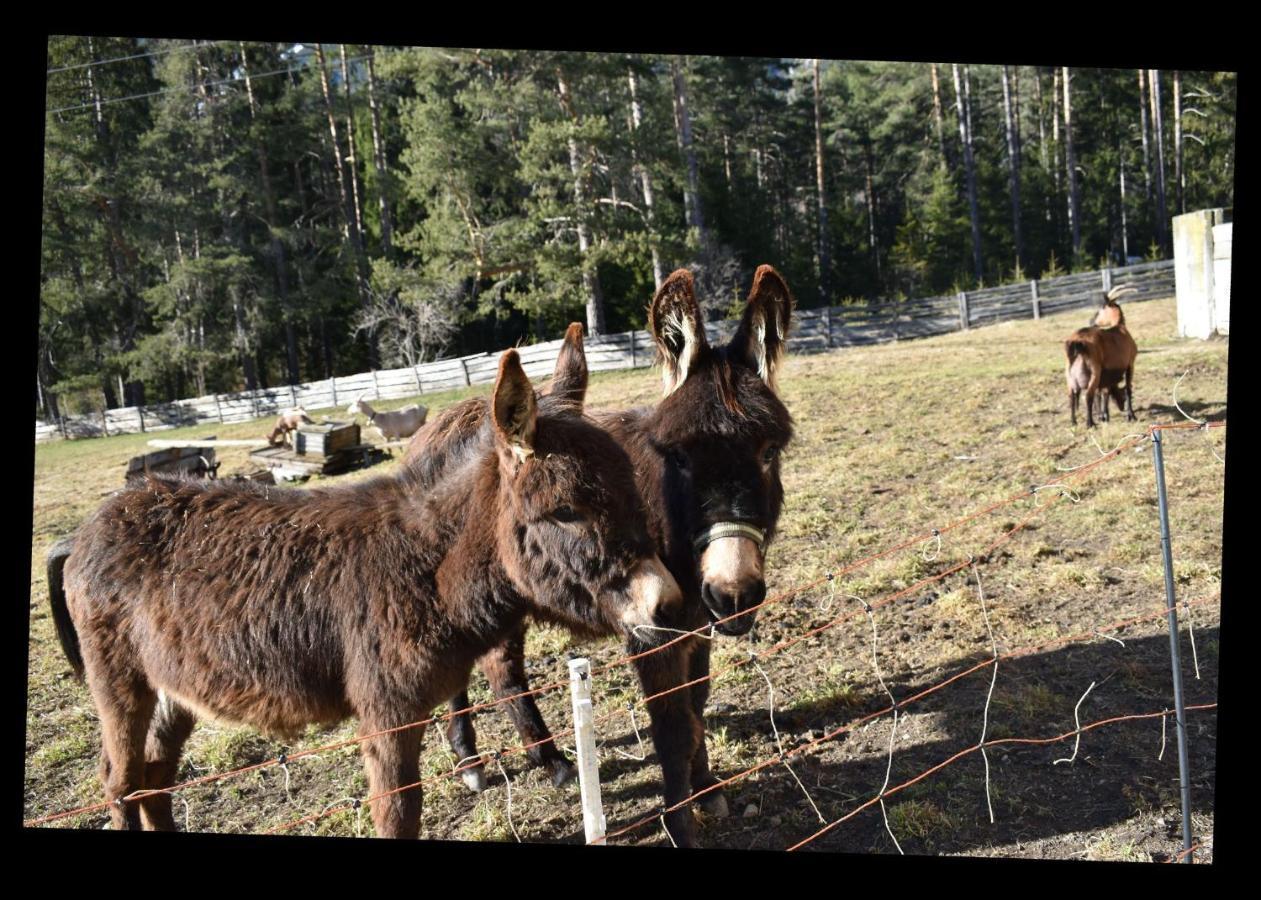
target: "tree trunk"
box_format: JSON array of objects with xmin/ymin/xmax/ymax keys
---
[
  {"xmin": 1138, "ymin": 68, "xmax": 1153, "ymax": 208},
  {"xmin": 366, "ymin": 50, "xmax": 395, "ymax": 259},
  {"xmin": 627, "ymin": 64, "xmax": 665, "ymax": 289},
  {"xmin": 863, "ymin": 140, "xmax": 881, "ymax": 286},
  {"xmin": 953, "ymin": 64, "xmax": 983, "ymax": 283},
  {"xmin": 1062, "ymin": 67, "xmax": 1081, "ymax": 261},
  {"xmin": 1150, "ymin": 70, "xmax": 1170, "ymax": 252},
  {"xmin": 556, "ymin": 68, "xmax": 606, "ymax": 335},
  {"xmin": 340, "ymin": 45, "xmax": 367, "ymax": 247},
  {"xmin": 316, "ymin": 43, "xmax": 377, "ymax": 366},
  {"xmin": 1174, "ymin": 70, "xmax": 1184, "ymax": 214},
  {"xmin": 930, "ymin": 63, "xmax": 947, "ymax": 170},
  {"xmin": 670, "ymin": 58, "xmax": 706, "ymax": 245},
  {"xmin": 240, "ymin": 42, "xmax": 299, "ymax": 385},
  {"xmin": 1119, "ymin": 132, "xmax": 1130, "ymax": 261},
  {"xmin": 315, "ymin": 44, "xmax": 353, "ymax": 243},
  {"xmin": 812, "ymin": 59, "xmax": 830, "ymax": 304},
  {"xmin": 1002, "ymin": 65, "xmax": 1024, "ymax": 272},
  {"xmin": 231, "ymin": 284, "xmax": 258, "ymax": 392}
]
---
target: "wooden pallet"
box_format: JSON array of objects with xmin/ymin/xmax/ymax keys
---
[
  {"xmin": 249, "ymin": 442, "xmax": 387, "ymax": 480},
  {"xmin": 125, "ymin": 442, "xmax": 219, "ymax": 483}
]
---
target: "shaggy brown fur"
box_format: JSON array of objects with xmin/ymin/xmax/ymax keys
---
[
  {"xmin": 1065, "ymin": 292, "xmax": 1139, "ymax": 427},
  {"xmin": 405, "ymin": 267, "xmax": 796, "ymax": 847},
  {"xmin": 52, "ymin": 352, "xmax": 684, "ymax": 837}
]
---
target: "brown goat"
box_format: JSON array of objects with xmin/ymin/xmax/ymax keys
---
[
  {"xmin": 406, "ymin": 266, "xmax": 796, "ymax": 847},
  {"xmin": 51, "ymin": 351, "xmax": 684, "ymax": 837},
  {"xmin": 1065, "ymin": 288, "xmax": 1138, "ymax": 427},
  {"xmin": 266, "ymin": 407, "xmax": 314, "ymax": 446}
]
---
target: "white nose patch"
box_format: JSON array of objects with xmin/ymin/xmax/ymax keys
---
[
  {"xmin": 700, "ymin": 536, "xmax": 763, "ymax": 593},
  {"xmin": 623, "ymin": 556, "xmax": 683, "ymax": 629}
]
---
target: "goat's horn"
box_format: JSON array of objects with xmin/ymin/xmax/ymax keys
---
[{"xmin": 1106, "ymin": 285, "xmax": 1138, "ymax": 301}]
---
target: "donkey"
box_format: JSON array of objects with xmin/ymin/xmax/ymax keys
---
[
  {"xmin": 50, "ymin": 351, "xmax": 684, "ymax": 837},
  {"xmin": 406, "ymin": 266, "xmax": 795, "ymax": 847}
]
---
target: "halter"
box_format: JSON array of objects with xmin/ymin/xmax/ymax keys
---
[{"xmin": 692, "ymin": 521, "xmax": 766, "ymax": 555}]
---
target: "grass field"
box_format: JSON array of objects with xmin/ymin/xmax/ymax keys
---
[{"xmin": 25, "ymin": 296, "xmax": 1226, "ymax": 859}]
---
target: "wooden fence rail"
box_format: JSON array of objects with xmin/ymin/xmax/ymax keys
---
[{"xmin": 35, "ymin": 261, "xmax": 1175, "ymax": 443}]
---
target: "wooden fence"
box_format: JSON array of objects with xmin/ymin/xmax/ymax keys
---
[{"xmin": 35, "ymin": 260, "xmax": 1175, "ymax": 443}]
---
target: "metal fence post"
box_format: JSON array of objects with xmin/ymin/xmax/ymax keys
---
[
  {"xmin": 568, "ymin": 657, "xmax": 606, "ymax": 844},
  {"xmin": 1150, "ymin": 428, "xmax": 1195, "ymax": 863}
]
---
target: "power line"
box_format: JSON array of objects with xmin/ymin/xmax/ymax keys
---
[
  {"xmin": 46, "ymin": 39, "xmax": 235, "ymax": 75},
  {"xmin": 45, "ymin": 51, "xmax": 371, "ymax": 117}
]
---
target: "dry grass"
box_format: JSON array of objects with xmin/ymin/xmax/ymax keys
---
[{"xmin": 26, "ymin": 297, "xmax": 1225, "ymax": 857}]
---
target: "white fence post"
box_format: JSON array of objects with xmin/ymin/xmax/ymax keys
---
[{"xmin": 568, "ymin": 657, "xmax": 606, "ymax": 844}]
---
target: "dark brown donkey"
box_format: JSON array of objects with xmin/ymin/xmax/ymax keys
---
[
  {"xmin": 406, "ymin": 266, "xmax": 795, "ymax": 847},
  {"xmin": 50, "ymin": 352, "xmax": 684, "ymax": 837}
]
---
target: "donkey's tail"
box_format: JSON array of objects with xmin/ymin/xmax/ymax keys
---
[{"xmin": 46, "ymin": 535, "xmax": 84, "ymax": 680}]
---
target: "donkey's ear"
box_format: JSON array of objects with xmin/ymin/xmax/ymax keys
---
[
  {"xmin": 492, "ymin": 350, "xmax": 537, "ymax": 463},
  {"xmin": 728, "ymin": 264, "xmax": 794, "ymax": 392},
  {"xmin": 543, "ymin": 322, "xmax": 588, "ymax": 407},
  {"xmin": 648, "ymin": 269, "xmax": 709, "ymax": 396}
]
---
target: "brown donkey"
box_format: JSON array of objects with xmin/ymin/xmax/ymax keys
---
[
  {"xmin": 407, "ymin": 266, "xmax": 795, "ymax": 847},
  {"xmin": 51, "ymin": 351, "xmax": 684, "ymax": 837}
]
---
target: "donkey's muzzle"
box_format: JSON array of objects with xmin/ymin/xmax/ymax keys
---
[
  {"xmin": 621, "ymin": 556, "xmax": 685, "ymax": 636},
  {"xmin": 701, "ymin": 578, "xmax": 765, "ymax": 636},
  {"xmin": 697, "ymin": 529, "xmax": 765, "ymax": 636}
]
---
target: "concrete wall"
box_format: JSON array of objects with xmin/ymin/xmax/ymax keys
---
[
  {"xmin": 1213, "ymin": 222, "xmax": 1232, "ymax": 335},
  {"xmin": 1174, "ymin": 208, "xmax": 1230, "ymax": 339}
]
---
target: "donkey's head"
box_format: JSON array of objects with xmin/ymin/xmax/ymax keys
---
[
  {"xmin": 489, "ymin": 350, "xmax": 684, "ymax": 642},
  {"xmin": 646, "ymin": 266, "xmax": 795, "ymax": 636}
]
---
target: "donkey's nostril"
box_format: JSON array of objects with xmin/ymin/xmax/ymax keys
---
[{"xmin": 702, "ymin": 581, "xmax": 759, "ymax": 636}]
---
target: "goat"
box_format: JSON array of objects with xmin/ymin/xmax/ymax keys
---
[
  {"xmin": 1065, "ymin": 287, "xmax": 1139, "ymax": 427},
  {"xmin": 265, "ymin": 407, "xmax": 314, "ymax": 447},
  {"xmin": 346, "ymin": 395, "xmax": 428, "ymax": 441}
]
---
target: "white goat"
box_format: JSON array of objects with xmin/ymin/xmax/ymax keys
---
[{"xmin": 346, "ymin": 394, "xmax": 428, "ymax": 441}]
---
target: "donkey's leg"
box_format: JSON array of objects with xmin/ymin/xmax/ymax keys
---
[
  {"xmin": 633, "ymin": 647, "xmax": 703, "ymax": 848},
  {"xmin": 87, "ymin": 673, "xmax": 157, "ymax": 831},
  {"xmin": 139, "ymin": 691, "xmax": 197, "ymax": 831},
  {"xmin": 684, "ymin": 640, "xmax": 727, "ymax": 817},
  {"xmin": 445, "ymin": 689, "xmax": 488, "ymax": 793},
  {"xmin": 480, "ymin": 623, "xmax": 575, "ymax": 788},
  {"xmin": 359, "ymin": 720, "xmax": 425, "ymax": 838}
]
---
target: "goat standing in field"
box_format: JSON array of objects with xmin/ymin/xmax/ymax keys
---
[
  {"xmin": 346, "ymin": 395, "xmax": 428, "ymax": 441},
  {"xmin": 266, "ymin": 407, "xmax": 314, "ymax": 447},
  {"xmin": 1065, "ymin": 287, "xmax": 1139, "ymax": 427},
  {"xmin": 48, "ymin": 351, "xmax": 683, "ymax": 837}
]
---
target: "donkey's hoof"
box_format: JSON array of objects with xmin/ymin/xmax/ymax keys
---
[
  {"xmin": 696, "ymin": 791, "xmax": 729, "ymax": 818},
  {"xmin": 550, "ymin": 758, "xmax": 578, "ymax": 788},
  {"xmin": 461, "ymin": 767, "xmax": 488, "ymax": 793}
]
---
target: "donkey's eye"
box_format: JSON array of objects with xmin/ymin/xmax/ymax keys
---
[
  {"xmin": 550, "ymin": 507, "xmax": 582, "ymax": 524},
  {"xmin": 762, "ymin": 445, "xmax": 780, "ymax": 465}
]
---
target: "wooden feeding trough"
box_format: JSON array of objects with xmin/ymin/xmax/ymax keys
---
[
  {"xmin": 126, "ymin": 441, "xmax": 220, "ymax": 483},
  {"xmin": 249, "ymin": 420, "xmax": 386, "ymax": 480}
]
